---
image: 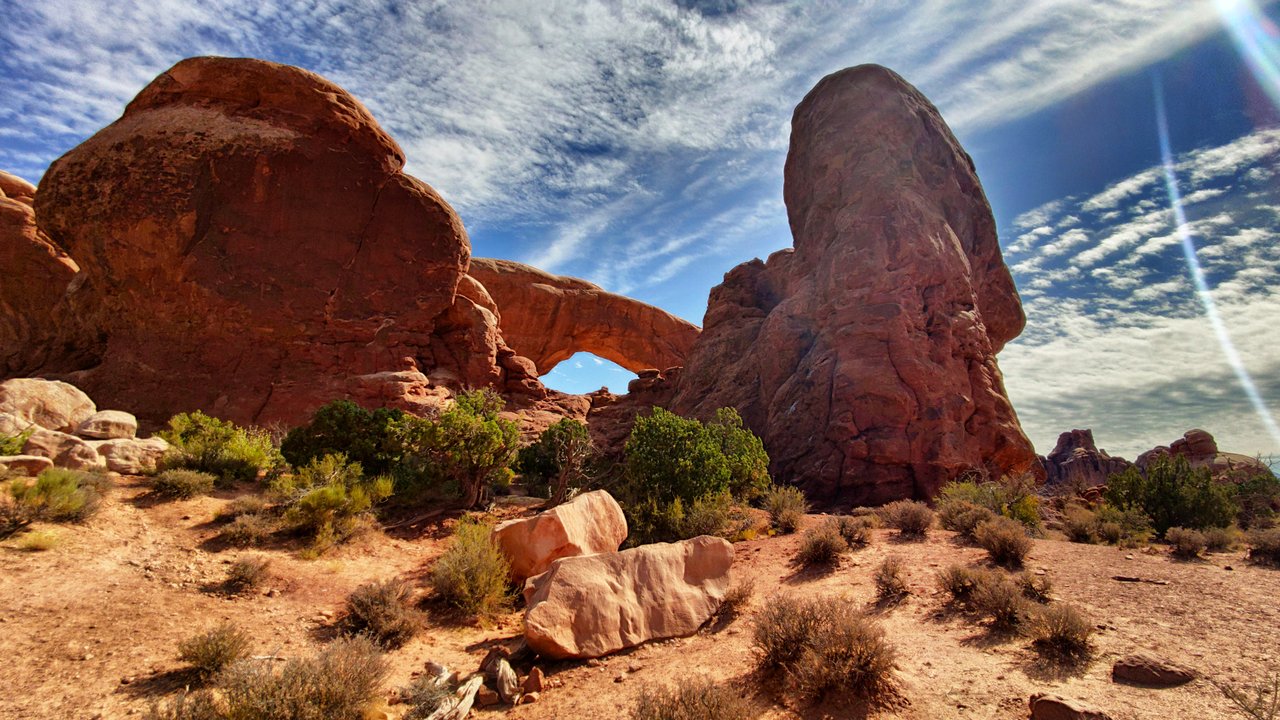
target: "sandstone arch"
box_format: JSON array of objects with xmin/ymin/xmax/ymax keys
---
[{"xmin": 467, "ymin": 258, "xmax": 700, "ymax": 375}]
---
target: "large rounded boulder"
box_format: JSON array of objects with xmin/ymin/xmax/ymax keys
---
[{"xmin": 31, "ymin": 57, "xmax": 493, "ymax": 427}]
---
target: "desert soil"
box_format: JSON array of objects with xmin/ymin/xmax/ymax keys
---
[{"xmin": 1, "ymin": 475, "xmax": 1276, "ymax": 720}]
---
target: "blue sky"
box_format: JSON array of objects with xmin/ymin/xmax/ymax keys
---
[{"xmin": 3, "ymin": 0, "xmax": 1279, "ymax": 461}]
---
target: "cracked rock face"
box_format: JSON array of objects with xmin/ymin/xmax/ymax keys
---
[
  {"xmin": 671, "ymin": 65, "xmax": 1039, "ymax": 508},
  {"xmin": 29, "ymin": 56, "xmax": 503, "ymax": 428}
]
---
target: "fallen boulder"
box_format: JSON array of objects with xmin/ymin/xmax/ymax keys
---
[
  {"xmin": 1111, "ymin": 653, "xmax": 1195, "ymax": 687},
  {"xmin": 523, "ymin": 535, "xmax": 733, "ymax": 659},
  {"xmin": 87, "ymin": 437, "xmax": 169, "ymax": 475},
  {"xmin": 493, "ymin": 490, "xmax": 628, "ymax": 583},
  {"xmin": 76, "ymin": 410, "xmax": 138, "ymax": 440},
  {"xmin": 0, "ymin": 378, "xmax": 96, "ymax": 433},
  {"xmin": 1029, "ymin": 693, "xmax": 1112, "ymax": 720}
]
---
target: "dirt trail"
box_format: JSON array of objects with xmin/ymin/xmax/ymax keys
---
[{"xmin": 1, "ymin": 478, "xmax": 1276, "ymax": 719}]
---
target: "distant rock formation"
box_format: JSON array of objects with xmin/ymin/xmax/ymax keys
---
[
  {"xmin": 468, "ymin": 258, "xmax": 700, "ymax": 375},
  {"xmin": 1039, "ymin": 429, "xmax": 1133, "ymax": 490},
  {"xmin": 670, "ymin": 65, "xmax": 1038, "ymax": 508},
  {"xmin": 23, "ymin": 56, "xmax": 543, "ymax": 428},
  {"xmin": 1138, "ymin": 428, "xmax": 1270, "ymax": 479}
]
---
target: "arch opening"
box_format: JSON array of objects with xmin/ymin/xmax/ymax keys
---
[{"xmin": 539, "ymin": 352, "xmax": 634, "ymax": 395}]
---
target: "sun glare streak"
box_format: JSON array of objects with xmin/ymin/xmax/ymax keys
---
[
  {"xmin": 1215, "ymin": 0, "xmax": 1280, "ymax": 110},
  {"xmin": 1153, "ymin": 76, "xmax": 1280, "ymax": 448}
]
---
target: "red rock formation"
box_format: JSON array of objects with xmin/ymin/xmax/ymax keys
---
[
  {"xmin": 26, "ymin": 57, "xmax": 534, "ymax": 428},
  {"xmin": 468, "ymin": 258, "xmax": 699, "ymax": 375},
  {"xmin": 1137, "ymin": 428, "xmax": 1270, "ymax": 479},
  {"xmin": 671, "ymin": 65, "xmax": 1039, "ymax": 508},
  {"xmin": 0, "ymin": 180, "xmax": 81, "ymax": 377},
  {"xmin": 1039, "ymin": 429, "xmax": 1133, "ymax": 490}
]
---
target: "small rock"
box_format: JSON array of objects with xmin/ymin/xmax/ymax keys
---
[
  {"xmin": 1112, "ymin": 654, "xmax": 1196, "ymax": 687},
  {"xmin": 522, "ymin": 666, "xmax": 545, "ymax": 694},
  {"xmin": 475, "ymin": 686, "xmax": 500, "ymax": 707},
  {"xmin": 627, "ymin": 662, "xmax": 642, "ymax": 673},
  {"xmin": 519, "ymin": 692, "xmax": 539, "ymax": 704},
  {"xmin": 614, "ymin": 672, "xmax": 627, "ymax": 683},
  {"xmin": 1225, "ymin": 565, "xmax": 1234, "ymax": 571},
  {"xmin": 120, "ymin": 676, "xmax": 134, "ymax": 685},
  {"xmin": 1029, "ymin": 693, "xmax": 1112, "ymax": 720}
]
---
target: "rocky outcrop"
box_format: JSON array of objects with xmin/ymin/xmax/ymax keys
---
[
  {"xmin": 0, "ymin": 455, "xmax": 54, "ymax": 476},
  {"xmin": 468, "ymin": 258, "xmax": 700, "ymax": 375},
  {"xmin": 0, "ymin": 196, "xmax": 81, "ymax": 378},
  {"xmin": 77, "ymin": 410, "xmax": 138, "ymax": 440},
  {"xmin": 670, "ymin": 65, "xmax": 1038, "ymax": 508},
  {"xmin": 523, "ymin": 535, "xmax": 733, "ymax": 659},
  {"xmin": 1137, "ymin": 429, "xmax": 1270, "ymax": 480},
  {"xmin": 89, "ymin": 437, "xmax": 169, "ymax": 475},
  {"xmin": 1040, "ymin": 429, "xmax": 1132, "ymax": 490},
  {"xmin": 22, "ymin": 426, "xmax": 104, "ymax": 471},
  {"xmin": 493, "ymin": 490, "xmax": 628, "ymax": 583},
  {"xmin": 19, "ymin": 56, "xmax": 539, "ymax": 429}
]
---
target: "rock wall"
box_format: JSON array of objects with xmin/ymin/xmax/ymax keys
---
[
  {"xmin": 24, "ymin": 56, "xmax": 540, "ymax": 428},
  {"xmin": 671, "ymin": 65, "xmax": 1039, "ymax": 508},
  {"xmin": 468, "ymin": 258, "xmax": 699, "ymax": 375},
  {"xmin": 1039, "ymin": 429, "xmax": 1132, "ymax": 490}
]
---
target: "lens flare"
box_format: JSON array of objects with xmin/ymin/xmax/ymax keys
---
[
  {"xmin": 1215, "ymin": 0, "xmax": 1280, "ymax": 110},
  {"xmin": 1153, "ymin": 76, "xmax": 1280, "ymax": 449}
]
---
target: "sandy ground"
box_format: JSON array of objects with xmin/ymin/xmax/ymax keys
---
[{"xmin": 1, "ymin": 475, "xmax": 1277, "ymax": 720}]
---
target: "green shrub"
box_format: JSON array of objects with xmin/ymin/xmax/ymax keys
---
[
  {"xmin": 154, "ymin": 636, "xmax": 387, "ymax": 719},
  {"xmin": 0, "ymin": 493, "xmax": 35, "ymax": 539},
  {"xmin": 1015, "ymin": 573, "xmax": 1051, "ymax": 604},
  {"xmin": 833, "ymin": 515, "xmax": 872, "ymax": 548},
  {"xmin": 1204, "ymin": 526, "xmax": 1241, "ymax": 552},
  {"xmin": 1216, "ymin": 671, "xmax": 1280, "ymax": 720},
  {"xmin": 765, "ymin": 485, "xmax": 807, "ymax": 534},
  {"xmin": 216, "ymin": 495, "xmax": 268, "ymax": 521},
  {"xmin": 16, "ymin": 528, "xmax": 60, "ymax": 551},
  {"xmin": 391, "ymin": 390, "xmax": 520, "ymax": 508},
  {"xmin": 219, "ymin": 512, "xmax": 276, "ymax": 547},
  {"xmin": 429, "ymin": 517, "xmax": 511, "ymax": 618},
  {"xmin": 0, "ymin": 427, "xmax": 33, "ymax": 455},
  {"xmin": 752, "ymin": 594, "xmax": 835, "ymax": 669},
  {"xmin": 515, "ymin": 418, "xmax": 597, "ymax": 505},
  {"xmin": 622, "ymin": 407, "xmax": 771, "ymax": 545},
  {"xmin": 874, "ymin": 556, "xmax": 909, "ymax": 603},
  {"xmin": 1092, "ymin": 502, "xmax": 1154, "ymax": 546},
  {"xmin": 938, "ymin": 473, "xmax": 1041, "ymax": 530},
  {"xmin": 152, "ymin": 469, "xmax": 216, "ymax": 499},
  {"xmin": 678, "ymin": 490, "xmax": 736, "ymax": 538},
  {"xmin": 705, "ymin": 407, "xmax": 772, "ymax": 503},
  {"xmin": 786, "ymin": 605, "xmax": 896, "ymax": 702},
  {"xmin": 972, "ymin": 574, "xmax": 1030, "ymax": 632},
  {"xmin": 938, "ymin": 498, "xmax": 997, "ymax": 539},
  {"xmin": 1062, "ymin": 503, "xmax": 1099, "ymax": 543},
  {"xmin": 225, "ymin": 556, "xmax": 270, "ymax": 594},
  {"xmin": 1247, "ymin": 528, "xmax": 1280, "ymax": 566},
  {"xmin": 274, "ymin": 454, "xmax": 392, "ymax": 552},
  {"xmin": 795, "ymin": 522, "xmax": 847, "ymax": 567},
  {"xmin": 280, "ymin": 400, "xmax": 404, "ymax": 476},
  {"xmin": 1235, "ymin": 471, "xmax": 1280, "ymax": 530},
  {"xmin": 937, "ymin": 565, "xmax": 992, "ymax": 607},
  {"xmin": 878, "ymin": 500, "xmax": 933, "ymax": 539},
  {"xmin": 1029, "ymin": 603, "xmax": 1093, "ymax": 662},
  {"xmin": 974, "ymin": 516, "xmax": 1033, "ymax": 568},
  {"xmin": 1167, "ymin": 526, "xmax": 1207, "ymax": 559},
  {"xmin": 1106, "ymin": 454, "xmax": 1238, "ymax": 535},
  {"xmin": 717, "ymin": 577, "xmax": 755, "ymax": 620},
  {"xmin": 632, "ymin": 677, "xmax": 751, "ymax": 720},
  {"xmin": 9, "ymin": 468, "xmax": 108, "ymax": 522},
  {"xmin": 342, "ymin": 578, "xmax": 420, "ymax": 649},
  {"xmin": 159, "ymin": 411, "xmax": 281, "ymax": 484},
  {"xmin": 178, "ymin": 623, "xmax": 251, "ymax": 680}
]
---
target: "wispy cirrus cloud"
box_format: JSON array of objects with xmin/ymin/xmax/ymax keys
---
[
  {"xmin": 1000, "ymin": 126, "xmax": 1280, "ymax": 460},
  {"xmin": 0, "ymin": 0, "xmax": 1230, "ymax": 293}
]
